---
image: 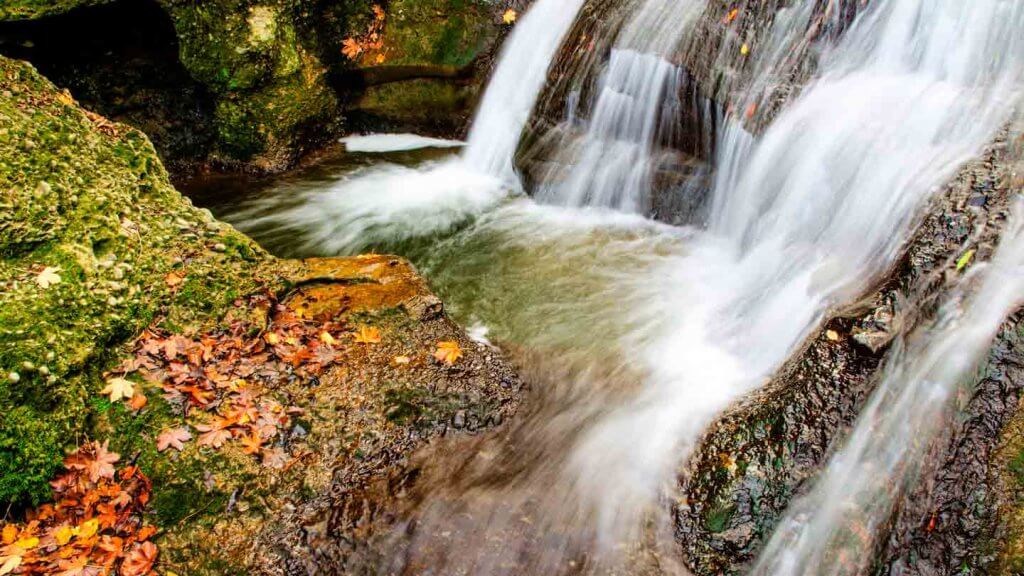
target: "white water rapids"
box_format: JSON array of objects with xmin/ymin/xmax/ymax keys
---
[{"xmin": 208, "ymin": 0, "xmax": 1024, "ymax": 573}]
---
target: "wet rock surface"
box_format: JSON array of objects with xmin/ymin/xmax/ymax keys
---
[{"xmin": 674, "ymin": 127, "xmax": 1024, "ymax": 574}]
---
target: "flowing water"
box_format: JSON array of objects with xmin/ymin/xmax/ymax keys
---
[
  {"xmin": 751, "ymin": 201, "xmax": 1024, "ymax": 576},
  {"xmin": 189, "ymin": 0, "xmax": 1024, "ymax": 573}
]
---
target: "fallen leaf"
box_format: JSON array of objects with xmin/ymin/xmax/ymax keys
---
[
  {"xmin": 13, "ymin": 536, "xmax": 38, "ymax": 550},
  {"xmin": 319, "ymin": 331, "xmax": 338, "ymax": 346},
  {"xmin": 129, "ymin": 392, "xmax": 148, "ymax": 411},
  {"xmin": 0, "ymin": 556, "xmax": 21, "ymax": 576},
  {"xmin": 342, "ymin": 38, "xmax": 363, "ymax": 59},
  {"xmin": 503, "ymin": 8, "xmax": 517, "ymax": 24},
  {"xmin": 100, "ymin": 377, "xmax": 135, "ymax": 402},
  {"xmin": 53, "ymin": 525, "xmax": 74, "ymax": 546},
  {"xmin": 121, "ymin": 541, "xmax": 157, "ymax": 576},
  {"xmin": 265, "ymin": 332, "xmax": 281, "ymax": 345},
  {"xmin": 240, "ymin": 430, "xmax": 263, "ymax": 455},
  {"xmin": 36, "ymin": 266, "xmax": 62, "ymax": 289},
  {"xmin": 740, "ymin": 42, "xmax": 750, "ymax": 56},
  {"xmin": 956, "ymin": 249, "xmax": 976, "ymax": 272},
  {"xmin": 86, "ymin": 443, "xmax": 119, "ymax": 483},
  {"xmin": 375, "ymin": 53, "xmax": 386, "ymax": 65},
  {"xmin": 724, "ymin": 7, "xmax": 739, "ymax": 23},
  {"xmin": 352, "ymin": 325, "xmax": 381, "ymax": 344},
  {"xmin": 164, "ymin": 271, "xmax": 186, "ymax": 288},
  {"xmin": 372, "ymin": 4, "xmax": 385, "ymax": 20},
  {"xmin": 433, "ymin": 341, "xmax": 463, "ymax": 366},
  {"xmin": 156, "ymin": 427, "xmax": 192, "ymax": 452},
  {"xmin": 826, "ymin": 329, "xmax": 840, "ymax": 341},
  {"xmin": 75, "ymin": 519, "xmax": 99, "ymax": 540},
  {"xmin": 1, "ymin": 525, "xmax": 16, "ymax": 545}
]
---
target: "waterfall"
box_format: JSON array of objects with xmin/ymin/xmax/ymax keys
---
[
  {"xmin": 561, "ymin": 0, "xmax": 1024, "ymax": 554},
  {"xmin": 534, "ymin": 0, "xmax": 707, "ymax": 212},
  {"xmin": 462, "ymin": 0, "xmax": 587, "ymax": 181},
  {"xmin": 752, "ymin": 200, "xmax": 1024, "ymax": 576}
]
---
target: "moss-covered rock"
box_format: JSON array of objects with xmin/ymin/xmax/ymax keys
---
[
  {"xmin": 0, "ymin": 55, "xmax": 274, "ymax": 506},
  {"xmin": 0, "ymin": 54, "xmax": 522, "ymax": 573},
  {"xmin": 0, "ymin": 0, "xmax": 113, "ymax": 21},
  {"xmin": 157, "ymin": 0, "xmax": 340, "ymax": 171}
]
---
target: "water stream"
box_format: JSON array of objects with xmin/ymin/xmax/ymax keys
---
[{"xmin": 188, "ymin": 0, "xmax": 1024, "ymax": 573}]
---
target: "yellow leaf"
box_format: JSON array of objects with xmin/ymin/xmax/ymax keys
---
[
  {"xmin": 320, "ymin": 331, "xmax": 338, "ymax": 346},
  {"xmin": 825, "ymin": 330, "xmax": 840, "ymax": 342},
  {"xmin": 54, "ymin": 525, "xmax": 74, "ymax": 546},
  {"xmin": 1, "ymin": 525, "xmax": 16, "ymax": 545},
  {"xmin": 352, "ymin": 325, "xmax": 381, "ymax": 344},
  {"xmin": 502, "ymin": 8, "xmax": 517, "ymax": 24},
  {"xmin": 0, "ymin": 556, "xmax": 21, "ymax": 576},
  {"xmin": 36, "ymin": 266, "xmax": 62, "ymax": 289},
  {"xmin": 956, "ymin": 249, "xmax": 976, "ymax": 272},
  {"xmin": 375, "ymin": 53, "xmax": 386, "ymax": 65},
  {"xmin": 74, "ymin": 519, "xmax": 99, "ymax": 540},
  {"xmin": 724, "ymin": 8, "xmax": 739, "ymax": 23},
  {"xmin": 433, "ymin": 341, "xmax": 463, "ymax": 366},
  {"xmin": 13, "ymin": 536, "xmax": 38, "ymax": 550},
  {"xmin": 740, "ymin": 43, "xmax": 750, "ymax": 56},
  {"xmin": 265, "ymin": 332, "xmax": 281, "ymax": 345},
  {"xmin": 100, "ymin": 377, "xmax": 135, "ymax": 402}
]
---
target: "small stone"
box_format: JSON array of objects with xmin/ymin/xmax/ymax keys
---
[
  {"xmin": 212, "ymin": 242, "xmax": 227, "ymax": 253},
  {"xmin": 21, "ymin": 361, "xmax": 34, "ymax": 371},
  {"xmin": 825, "ymin": 330, "xmax": 840, "ymax": 342},
  {"xmin": 453, "ymin": 410, "xmax": 467, "ymax": 429},
  {"xmin": 8, "ymin": 372, "xmax": 20, "ymax": 383},
  {"xmin": 38, "ymin": 366, "xmax": 50, "ymax": 376}
]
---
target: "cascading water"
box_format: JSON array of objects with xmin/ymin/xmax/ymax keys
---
[
  {"xmin": 196, "ymin": 0, "xmax": 1024, "ymax": 573},
  {"xmin": 462, "ymin": 0, "xmax": 587, "ymax": 180},
  {"xmin": 534, "ymin": 0, "xmax": 706, "ymax": 212},
  {"xmin": 751, "ymin": 201, "xmax": 1024, "ymax": 576}
]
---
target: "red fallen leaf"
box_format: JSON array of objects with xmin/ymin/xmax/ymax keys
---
[
  {"xmin": 121, "ymin": 541, "xmax": 157, "ymax": 576},
  {"xmin": 195, "ymin": 421, "xmax": 233, "ymax": 448},
  {"xmin": 129, "ymin": 392, "xmax": 148, "ymax": 412}
]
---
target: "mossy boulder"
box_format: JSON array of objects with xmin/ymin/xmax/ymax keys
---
[
  {"xmin": 0, "ymin": 0, "xmax": 113, "ymax": 20},
  {"xmin": 0, "ymin": 54, "xmax": 522, "ymax": 572},
  {"xmin": 0, "ymin": 54, "xmax": 274, "ymax": 505},
  {"xmin": 157, "ymin": 0, "xmax": 340, "ymax": 171}
]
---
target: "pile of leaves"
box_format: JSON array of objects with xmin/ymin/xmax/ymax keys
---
[
  {"xmin": 111, "ymin": 293, "xmax": 351, "ymax": 467},
  {"xmin": 342, "ymin": 4, "xmax": 388, "ymax": 64},
  {"xmin": 0, "ymin": 442, "xmax": 158, "ymax": 576}
]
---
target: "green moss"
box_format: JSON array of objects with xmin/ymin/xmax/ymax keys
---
[
  {"xmin": 0, "ymin": 56, "xmax": 274, "ymax": 506},
  {"xmin": 0, "ymin": 0, "xmax": 113, "ymax": 20},
  {"xmin": 384, "ymin": 0, "xmax": 496, "ymax": 67},
  {"xmin": 704, "ymin": 502, "xmax": 736, "ymax": 534}
]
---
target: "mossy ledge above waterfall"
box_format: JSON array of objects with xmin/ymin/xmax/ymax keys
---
[
  {"xmin": 0, "ymin": 0, "xmax": 514, "ymax": 176},
  {"xmin": 0, "ymin": 56, "xmax": 521, "ymax": 572}
]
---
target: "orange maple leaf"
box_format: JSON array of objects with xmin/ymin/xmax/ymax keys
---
[
  {"xmin": 433, "ymin": 341, "xmax": 463, "ymax": 366},
  {"xmin": 342, "ymin": 38, "xmax": 363, "ymax": 60}
]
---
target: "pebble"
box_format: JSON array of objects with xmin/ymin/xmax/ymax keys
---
[{"xmin": 8, "ymin": 372, "xmax": 20, "ymax": 383}]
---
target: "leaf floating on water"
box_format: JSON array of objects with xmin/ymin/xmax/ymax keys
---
[
  {"xmin": 724, "ymin": 8, "xmax": 739, "ymax": 24},
  {"xmin": 503, "ymin": 9, "xmax": 518, "ymax": 24},
  {"xmin": 956, "ymin": 249, "xmax": 976, "ymax": 272},
  {"xmin": 434, "ymin": 341, "xmax": 463, "ymax": 366}
]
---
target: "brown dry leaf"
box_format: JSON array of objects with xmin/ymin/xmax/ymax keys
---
[
  {"xmin": 342, "ymin": 37, "xmax": 363, "ymax": 59},
  {"xmin": 352, "ymin": 325, "xmax": 382, "ymax": 344},
  {"xmin": 129, "ymin": 392, "xmax": 148, "ymax": 412},
  {"xmin": 121, "ymin": 541, "xmax": 157, "ymax": 576},
  {"xmin": 156, "ymin": 427, "xmax": 192, "ymax": 452},
  {"xmin": 1, "ymin": 525, "xmax": 16, "ymax": 545},
  {"xmin": 433, "ymin": 341, "xmax": 463, "ymax": 366},
  {"xmin": 164, "ymin": 271, "xmax": 186, "ymax": 288}
]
